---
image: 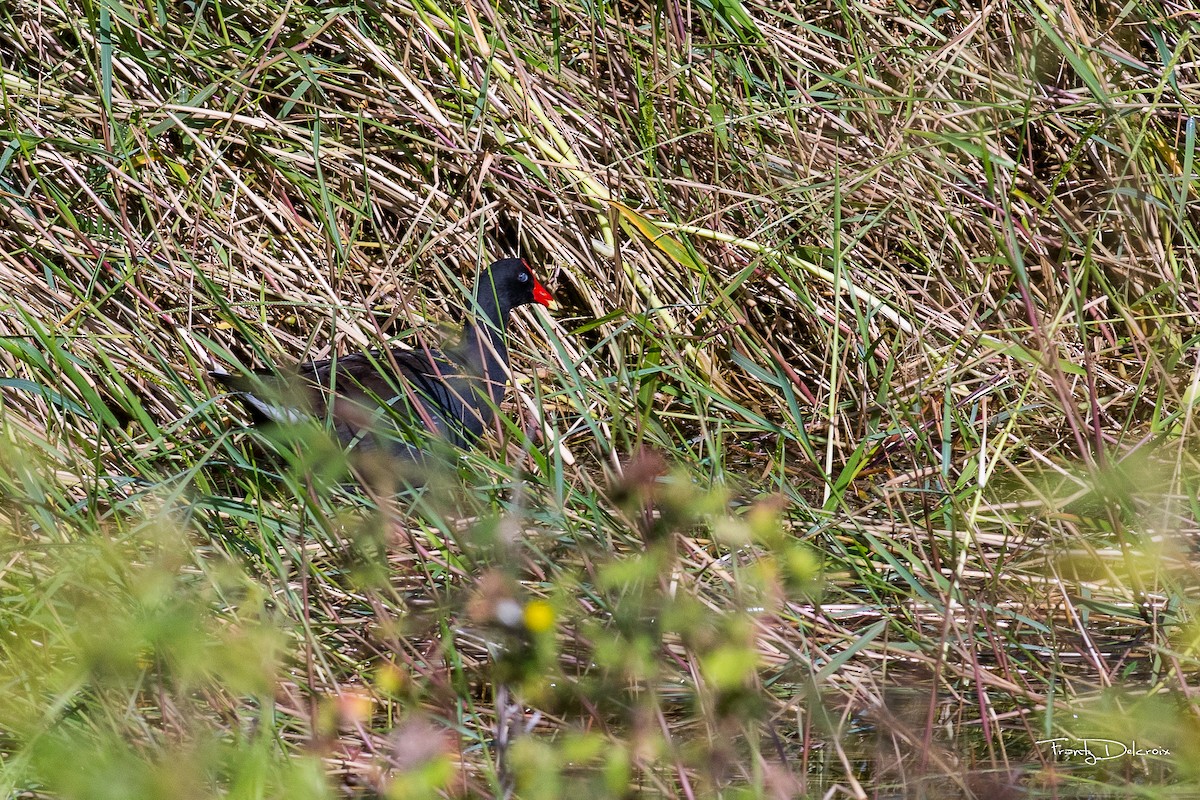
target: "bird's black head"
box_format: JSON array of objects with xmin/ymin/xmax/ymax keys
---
[{"xmin": 480, "ymin": 258, "xmax": 554, "ymax": 311}]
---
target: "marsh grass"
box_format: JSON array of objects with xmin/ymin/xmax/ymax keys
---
[{"xmin": 1, "ymin": 0, "xmax": 1199, "ymax": 796}]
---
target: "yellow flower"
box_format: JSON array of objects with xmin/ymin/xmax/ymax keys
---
[{"xmin": 523, "ymin": 599, "xmax": 556, "ymax": 633}]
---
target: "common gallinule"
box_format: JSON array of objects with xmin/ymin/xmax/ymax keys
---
[{"xmin": 214, "ymin": 258, "xmax": 554, "ymax": 464}]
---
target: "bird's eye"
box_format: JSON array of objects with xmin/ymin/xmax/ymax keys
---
[{"xmin": 517, "ymin": 271, "xmax": 529, "ymax": 282}]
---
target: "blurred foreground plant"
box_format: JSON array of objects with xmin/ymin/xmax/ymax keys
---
[
  {"xmin": 477, "ymin": 451, "xmax": 821, "ymax": 798},
  {"xmin": 0, "ymin": 437, "xmax": 329, "ymax": 799}
]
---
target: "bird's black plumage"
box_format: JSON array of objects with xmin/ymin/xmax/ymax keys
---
[{"xmin": 213, "ymin": 258, "xmax": 553, "ymax": 462}]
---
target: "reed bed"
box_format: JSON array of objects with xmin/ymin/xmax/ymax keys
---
[{"xmin": 0, "ymin": 0, "xmax": 1198, "ymax": 796}]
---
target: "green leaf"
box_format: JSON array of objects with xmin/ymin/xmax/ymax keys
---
[{"xmin": 611, "ymin": 201, "xmax": 706, "ymax": 273}]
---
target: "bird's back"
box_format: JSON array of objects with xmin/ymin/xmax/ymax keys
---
[{"xmin": 215, "ymin": 342, "xmax": 498, "ymax": 457}]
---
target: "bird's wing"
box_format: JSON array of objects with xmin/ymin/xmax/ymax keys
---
[{"xmin": 215, "ymin": 345, "xmax": 474, "ymax": 442}]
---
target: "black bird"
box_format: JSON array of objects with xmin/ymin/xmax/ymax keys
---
[{"xmin": 213, "ymin": 258, "xmax": 554, "ymax": 464}]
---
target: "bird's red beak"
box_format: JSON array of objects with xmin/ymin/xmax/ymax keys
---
[
  {"xmin": 532, "ymin": 278, "xmax": 554, "ymax": 307},
  {"xmin": 522, "ymin": 259, "xmax": 555, "ymax": 308}
]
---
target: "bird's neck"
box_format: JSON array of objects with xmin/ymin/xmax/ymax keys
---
[{"xmin": 454, "ymin": 290, "xmax": 511, "ymax": 403}]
